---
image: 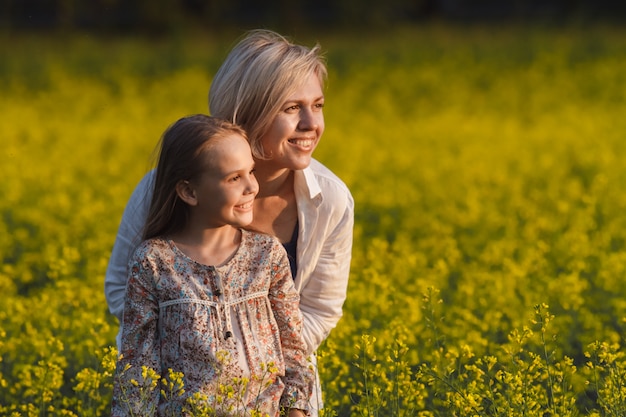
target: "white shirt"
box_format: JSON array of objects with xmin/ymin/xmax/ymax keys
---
[{"xmin": 104, "ymin": 158, "xmax": 354, "ymax": 355}]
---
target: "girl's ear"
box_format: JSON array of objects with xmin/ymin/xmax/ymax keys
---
[{"xmin": 175, "ymin": 180, "xmax": 198, "ymax": 206}]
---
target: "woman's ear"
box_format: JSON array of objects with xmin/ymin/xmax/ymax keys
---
[{"xmin": 175, "ymin": 180, "xmax": 198, "ymax": 206}]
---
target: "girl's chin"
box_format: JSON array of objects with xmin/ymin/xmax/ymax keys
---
[{"xmin": 235, "ymin": 214, "xmax": 254, "ymax": 226}]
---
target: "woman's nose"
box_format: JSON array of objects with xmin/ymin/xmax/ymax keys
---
[{"xmin": 298, "ymin": 107, "xmax": 320, "ymax": 131}]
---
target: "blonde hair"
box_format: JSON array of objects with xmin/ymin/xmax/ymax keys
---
[{"xmin": 209, "ymin": 29, "xmax": 327, "ymax": 159}]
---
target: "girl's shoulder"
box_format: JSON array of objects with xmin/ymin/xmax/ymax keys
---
[
  {"xmin": 241, "ymin": 229, "xmax": 284, "ymax": 253},
  {"xmin": 132, "ymin": 237, "xmax": 173, "ymax": 262}
]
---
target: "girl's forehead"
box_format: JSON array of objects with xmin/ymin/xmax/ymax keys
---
[
  {"xmin": 202, "ymin": 133, "xmax": 248, "ymax": 153},
  {"xmin": 199, "ymin": 134, "xmax": 251, "ymax": 167}
]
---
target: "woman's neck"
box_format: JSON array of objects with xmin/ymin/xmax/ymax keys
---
[
  {"xmin": 249, "ymin": 162, "xmax": 297, "ymax": 242},
  {"xmin": 253, "ymin": 162, "xmax": 293, "ymax": 198}
]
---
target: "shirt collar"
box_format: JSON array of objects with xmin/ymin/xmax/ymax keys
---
[{"xmin": 294, "ymin": 165, "xmax": 323, "ymax": 207}]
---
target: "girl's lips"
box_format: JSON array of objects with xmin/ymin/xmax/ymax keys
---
[{"xmin": 236, "ymin": 201, "xmax": 254, "ymax": 209}]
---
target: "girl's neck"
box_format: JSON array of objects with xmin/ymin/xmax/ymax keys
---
[{"xmin": 170, "ymin": 225, "xmax": 241, "ymax": 267}]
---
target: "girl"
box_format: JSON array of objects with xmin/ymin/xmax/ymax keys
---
[{"xmin": 111, "ymin": 115, "xmax": 313, "ymax": 416}]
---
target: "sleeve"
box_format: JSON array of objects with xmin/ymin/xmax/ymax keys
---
[
  {"xmin": 105, "ymin": 171, "xmax": 154, "ymax": 325},
  {"xmin": 110, "ymin": 247, "xmax": 161, "ymax": 417},
  {"xmin": 299, "ymin": 193, "xmax": 354, "ymax": 354},
  {"xmin": 268, "ymin": 242, "xmax": 315, "ymax": 412}
]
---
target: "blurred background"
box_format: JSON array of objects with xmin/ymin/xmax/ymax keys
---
[
  {"xmin": 2, "ymin": 1, "xmax": 626, "ymax": 415},
  {"xmin": 2, "ymin": 0, "xmax": 626, "ymax": 34}
]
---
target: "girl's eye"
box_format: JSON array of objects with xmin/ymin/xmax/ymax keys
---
[
  {"xmin": 229, "ymin": 175, "xmax": 241, "ymax": 182},
  {"xmin": 250, "ymin": 168, "xmax": 256, "ymax": 175}
]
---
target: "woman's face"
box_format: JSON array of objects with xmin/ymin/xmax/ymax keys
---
[{"xmin": 260, "ymin": 72, "xmax": 325, "ymax": 171}]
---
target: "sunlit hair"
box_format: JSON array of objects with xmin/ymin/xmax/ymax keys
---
[
  {"xmin": 209, "ymin": 29, "xmax": 327, "ymax": 159},
  {"xmin": 143, "ymin": 114, "xmax": 248, "ymax": 240}
]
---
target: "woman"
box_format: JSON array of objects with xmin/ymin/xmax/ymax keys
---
[{"xmin": 105, "ymin": 29, "xmax": 354, "ymax": 414}]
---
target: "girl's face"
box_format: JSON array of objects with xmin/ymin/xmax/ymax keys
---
[
  {"xmin": 260, "ymin": 72, "xmax": 325, "ymax": 171},
  {"xmin": 192, "ymin": 134, "xmax": 259, "ymax": 228}
]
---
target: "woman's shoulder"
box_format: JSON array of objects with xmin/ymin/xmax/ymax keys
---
[
  {"xmin": 306, "ymin": 159, "xmax": 354, "ymax": 209},
  {"xmin": 309, "ymin": 159, "xmax": 350, "ymax": 190}
]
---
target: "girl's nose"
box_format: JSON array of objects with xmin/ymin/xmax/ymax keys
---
[{"xmin": 247, "ymin": 175, "xmax": 259, "ymax": 195}]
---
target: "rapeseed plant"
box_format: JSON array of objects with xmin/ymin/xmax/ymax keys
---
[
  {"xmin": 585, "ymin": 341, "xmax": 626, "ymax": 416},
  {"xmin": 111, "ymin": 350, "xmax": 285, "ymax": 416},
  {"xmin": 71, "ymin": 347, "xmax": 117, "ymax": 417}
]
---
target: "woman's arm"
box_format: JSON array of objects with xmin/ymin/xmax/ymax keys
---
[
  {"xmin": 299, "ymin": 200, "xmax": 354, "ymax": 354},
  {"xmin": 105, "ymin": 171, "xmax": 154, "ymax": 325}
]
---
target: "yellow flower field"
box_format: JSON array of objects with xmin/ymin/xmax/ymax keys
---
[{"xmin": 2, "ymin": 24, "xmax": 626, "ymax": 415}]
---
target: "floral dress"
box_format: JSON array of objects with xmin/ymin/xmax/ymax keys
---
[{"xmin": 111, "ymin": 230, "xmax": 313, "ymax": 416}]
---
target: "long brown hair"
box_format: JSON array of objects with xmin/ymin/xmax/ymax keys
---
[{"xmin": 142, "ymin": 114, "xmax": 248, "ymax": 240}]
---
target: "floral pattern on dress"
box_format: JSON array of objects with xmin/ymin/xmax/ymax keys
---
[{"xmin": 111, "ymin": 230, "xmax": 313, "ymax": 416}]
